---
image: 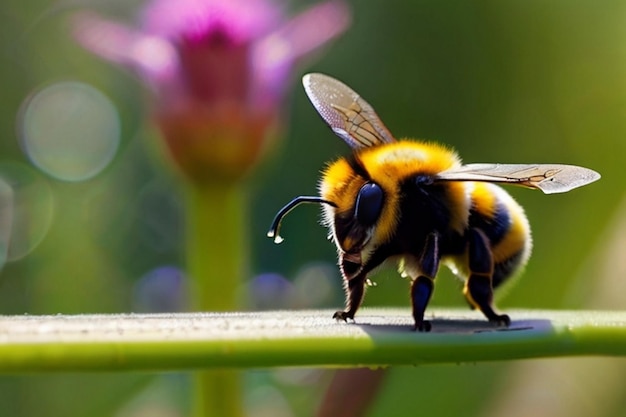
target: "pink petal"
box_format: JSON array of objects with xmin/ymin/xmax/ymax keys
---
[
  {"xmin": 273, "ymin": 0, "xmax": 351, "ymax": 62},
  {"xmin": 71, "ymin": 11, "xmax": 178, "ymax": 86},
  {"xmin": 141, "ymin": 0, "xmax": 284, "ymax": 44},
  {"xmin": 251, "ymin": 0, "xmax": 351, "ymax": 105}
]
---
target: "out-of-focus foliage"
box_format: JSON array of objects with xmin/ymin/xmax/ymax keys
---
[{"xmin": 1, "ymin": 0, "xmax": 625, "ymax": 416}]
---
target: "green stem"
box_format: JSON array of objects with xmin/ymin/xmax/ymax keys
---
[
  {"xmin": 186, "ymin": 183, "xmax": 247, "ymax": 310},
  {"xmin": 186, "ymin": 182, "xmax": 247, "ymax": 417},
  {"xmin": 193, "ymin": 370, "xmax": 242, "ymax": 417}
]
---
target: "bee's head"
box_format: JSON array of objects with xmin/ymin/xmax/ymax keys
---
[{"xmin": 330, "ymin": 181, "xmax": 384, "ymax": 255}]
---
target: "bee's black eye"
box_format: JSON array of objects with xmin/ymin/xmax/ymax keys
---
[{"xmin": 354, "ymin": 182, "xmax": 384, "ymax": 226}]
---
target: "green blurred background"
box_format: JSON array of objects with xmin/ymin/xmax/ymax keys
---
[{"xmin": 1, "ymin": 0, "xmax": 626, "ymax": 416}]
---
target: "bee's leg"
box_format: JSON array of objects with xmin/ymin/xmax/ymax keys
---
[
  {"xmin": 411, "ymin": 277, "xmax": 434, "ymax": 332},
  {"xmin": 464, "ymin": 228, "xmax": 510, "ymax": 326},
  {"xmin": 411, "ymin": 232, "xmax": 440, "ymax": 332},
  {"xmin": 333, "ymin": 254, "xmax": 367, "ymax": 322},
  {"xmin": 333, "ymin": 273, "xmax": 366, "ymax": 322}
]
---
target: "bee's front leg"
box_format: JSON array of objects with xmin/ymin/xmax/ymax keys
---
[
  {"xmin": 333, "ymin": 273, "xmax": 366, "ymax": 322},
  {"xmin": 333, "ymin": 247, "xmax": 393, "ymax": 323},
  {"xmin": 333, "ymin": 252, "xmax": 369, "ymax": 322}
]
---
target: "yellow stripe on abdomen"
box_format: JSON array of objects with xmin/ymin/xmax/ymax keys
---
[{"xmin": 466, "ymin": 183, "xmax": 532, "ymax": 286}]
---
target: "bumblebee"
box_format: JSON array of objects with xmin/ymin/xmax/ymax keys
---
[{"xmin": 268, "ymin": 73, "xmax": 600, "ymax": 331}]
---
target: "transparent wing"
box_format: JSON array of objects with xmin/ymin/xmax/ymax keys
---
[
  {"xmin": 302, "ymin": 73, "xmax": 395, "ymax": 149},
  {"xmin": 435, "ymin": 163, "xmax": 601, "ymax": 194}
]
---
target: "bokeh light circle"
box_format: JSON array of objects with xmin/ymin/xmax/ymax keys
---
[
  {"xmin": 0, "ymin": 162, "xmax": 54, "ymax": 264},
  {"xmin": 133, "ymin": 266, "xmax": 188, "ymax": 313},
  {"xmin": 0, "ymin": 178, "xmax": 12, "ymax": 269},
  {"xmin": 18, "ymin": 81, "xmax": 121, "ymax": 182}
]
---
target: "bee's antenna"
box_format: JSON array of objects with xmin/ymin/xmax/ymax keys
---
[{"xmin": 267, "ymin": 196, "xmax": 337, "ymax": 244}]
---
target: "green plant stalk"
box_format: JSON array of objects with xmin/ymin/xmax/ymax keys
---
[
  {"xmin": 186, "ymin": 183, "xmax": 247, "ymax": 417},
  {"xmin": 2, "ymin": 309, "xmax": 626, "ymax": 372}
]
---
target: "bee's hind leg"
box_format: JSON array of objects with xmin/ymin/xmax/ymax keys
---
[{"xmin": 463, "ymin": 228, "xmax": 510, "ymax": 326}]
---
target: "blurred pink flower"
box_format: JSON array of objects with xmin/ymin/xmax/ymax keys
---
[{"xmin": 72, "ymin": 0, "xmax": 350, "ymax": 182}]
